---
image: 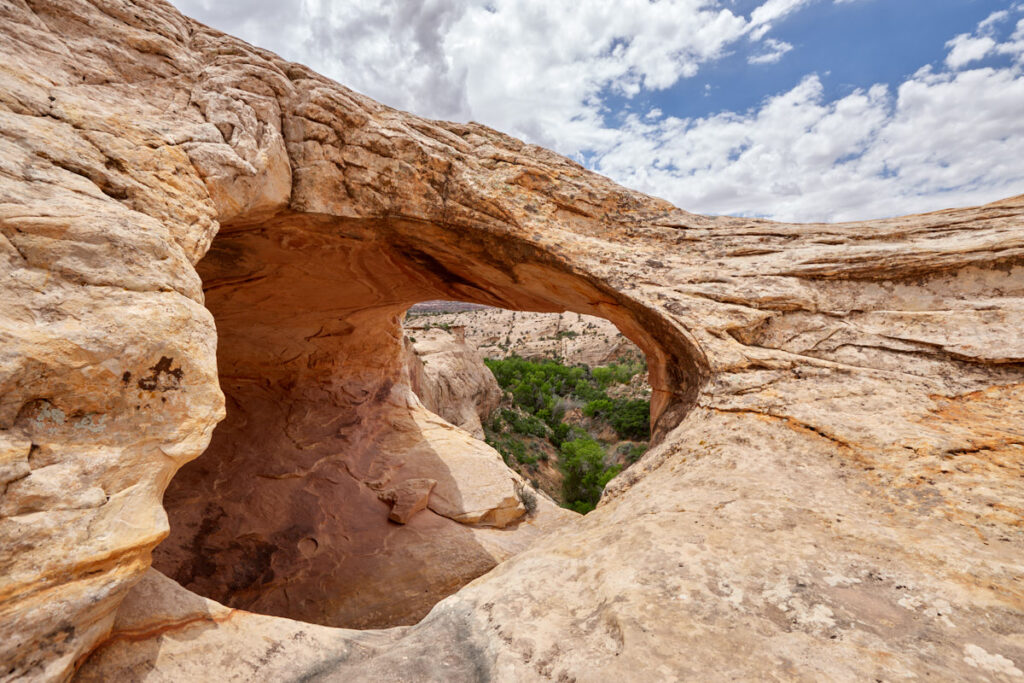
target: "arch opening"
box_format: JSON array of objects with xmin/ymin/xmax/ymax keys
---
[
  {"xmin": 405, "ymin": 304, "xmax": 653, "ymax": 512},
  {"xmin": 152, "ymin": 211, "xmax": 705, "ymax": 629}
]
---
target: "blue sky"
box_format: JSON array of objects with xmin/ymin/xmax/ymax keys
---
[
  {"xmin": 172, "ymin": 0, "xmax": 1024, "ymax": 221},
  {"xmin": 628, "ymin": 0, "xmax": 1017, "ymax": 119}
]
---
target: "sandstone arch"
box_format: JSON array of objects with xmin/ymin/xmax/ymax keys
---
[
  {"xmin": 152, "ymin": 210, "xmax": 702, "ymax": 629},
  {"xmin": 0, "ymin": 1, "xmax": 1022, "ymax": 681}
]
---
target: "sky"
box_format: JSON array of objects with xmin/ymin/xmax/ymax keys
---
[{"xmin": 171, "ymin": 0, "xmax": 1024, "ymax": 222}]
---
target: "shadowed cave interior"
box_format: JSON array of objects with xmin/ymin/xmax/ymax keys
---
[{"xmin": 151, "ymin": 212, "xmax": 705, "ymax": 629}]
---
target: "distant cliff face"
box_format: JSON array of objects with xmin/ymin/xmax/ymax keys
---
[
  {"xmin": 0, "ymin": 1, "xmax": 1022, "ymax": 681},
  {"xmin": 414, "ymin": 308, "xmax": 646, "ymax": 367}
]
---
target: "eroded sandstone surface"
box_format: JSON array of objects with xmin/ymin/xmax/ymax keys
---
[{"xmin": 0, "ymin": 1, "xmax": 1022, "ymax": 681}]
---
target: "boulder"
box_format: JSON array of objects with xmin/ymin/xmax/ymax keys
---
[{"xmin": 379, "ymin": 477, "xmax": 437, "ymax": 524}]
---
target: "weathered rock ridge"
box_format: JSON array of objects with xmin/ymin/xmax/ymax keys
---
[{"xmin": 0, "ymin": 1, "xmax": 1021, "ymax": 681}]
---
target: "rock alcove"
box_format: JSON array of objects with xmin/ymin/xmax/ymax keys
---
[{"xmin": 151, "ymin": 212, "xmax": 705, "ymax": 629}]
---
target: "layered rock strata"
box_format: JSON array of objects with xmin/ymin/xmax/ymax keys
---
[{"xmin": 0, "ymin": 1, "xmax": 1021, "ymax": 681}]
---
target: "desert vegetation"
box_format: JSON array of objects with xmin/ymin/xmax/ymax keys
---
[{"xmin": 483, "ymin": 355, "xmax": 649, "ymax": 513}]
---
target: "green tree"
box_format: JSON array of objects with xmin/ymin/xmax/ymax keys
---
[
  {"xmin": 559, "ymin": 436, "xmax": 621, "ymax": 512},
  {"xmin": 484, "ymin": 355, "xmax": 646, "ymax": 513},
  {"xmin": 607, "ymin": 398, "xmax": 650, "ymax": 440}
]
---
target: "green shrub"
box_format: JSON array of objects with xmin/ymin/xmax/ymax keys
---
[
  {"xmin": 583, "ymin": 398, "xmax": 613, "ymax": 418},
  {"xmin": 566, "ymin": 500, "xmax": 596, "ymax": 514},
  {"xmin": 549, "ymin": 422, "xmax": 571, "ymax": 447},
  {"xmin": 517, "ymin": 484, "xmax": 538, "ymax": 515},
  {"xmin": 501, "ymin": 408, "xmax": 547, "ymax": 438},
  {"xmin": 583, "ymin": 397, "xmax": 650, "ymax": 440},
  {"xmin": 508, "ymin": 439, "xmax": 527, "ymax": 462},
  {"xmin": 591, "ymin": 362, "xmax": 640, "ymax": 389},
  {"xmin": 485, "ymin": 435, "xmax": 509, "ymax": 464},
  {"xmin": 485, "ymin": 357, "xmax": 587, "ymax": 403},
  {"xmin": 618, "ymin": 442, "xmax": 648, "ymax": 463}
]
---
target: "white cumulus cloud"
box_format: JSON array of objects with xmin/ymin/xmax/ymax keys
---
[
  {"xmin": 748, "ymin": 38, "xmax": 794, "ymax": 64},
  {"xmin": 945, "ymin": 34, "xmax": 996, "ymax": 70},
  {"xmin": 598, "ymin": 60, "xmax": 1024, "ymax": 222}
]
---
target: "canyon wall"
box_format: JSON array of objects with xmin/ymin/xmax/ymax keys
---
[
  {"xmin": 403, "ymin": 326, "xmax": 502, "ymax": 439},
  {"xmin": 0, "ymin": 1, "xmax": 1021, "ymax": 681},
  {"xmin": 411, "ymin": 309, "xmax": 644, "ymax": 367}
]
